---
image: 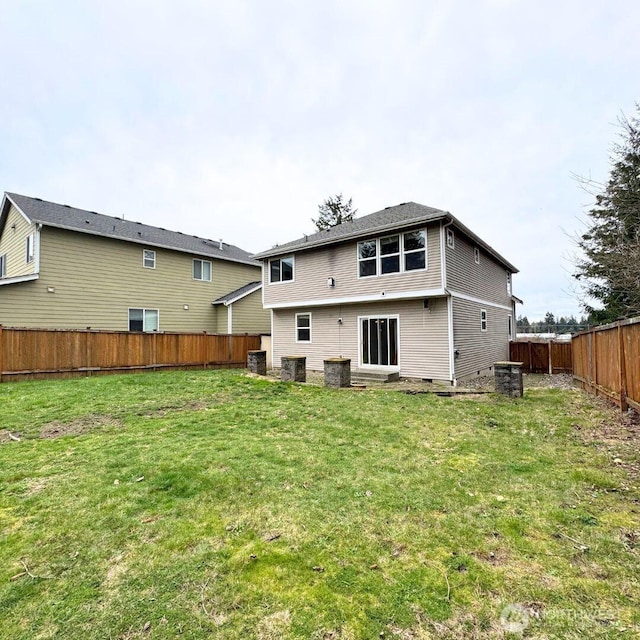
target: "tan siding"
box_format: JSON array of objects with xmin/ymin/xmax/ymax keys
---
[
  {"xmin": 445, "ymin": 229, "xmax": 511, "ymax": 305},
  {"xmin": 452, "ymin": 297, "xmax": 510, "ymax": 379},
  {"xmin": 263, "ymin": 223, "xmax": 443, "ymax": 307},
  {"xmin": 272, "ymin": 298, "xmax": 451, "ymax": 381},
  {"xmin": 0, "ymin": 205, "xmax": 37, "ymax": 278},
  {"xmin": 0, "ymin": 227, "xmax": 263, "ymax": 331},
  {"xmin": 215, "ymin": 307, "xmax": 229, "ymax": 333},
  {"xmin": 230, "ymin": 290, "xmax": 271, "ymax": 333}
]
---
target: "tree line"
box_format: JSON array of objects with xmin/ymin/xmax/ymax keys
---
[{"xmin": 517, "ymin": 312, "xmax": 590, "ymax": 335}]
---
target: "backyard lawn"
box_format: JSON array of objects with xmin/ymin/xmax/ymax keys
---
[{"xmin": 0, "ymin": 370, "xmax": 638, "ymax": 639}]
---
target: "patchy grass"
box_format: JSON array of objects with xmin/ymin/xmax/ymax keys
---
[{"xmin": 0, "ymin": 370, "xmax": 638, "ymax": 639}]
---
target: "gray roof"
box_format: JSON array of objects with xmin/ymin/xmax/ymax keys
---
[
  {"xmin": 212, "ymin": 281, "xmax": 261, "ymax": 305},
  {"xmin": 253, "ymin": 201, "xmax": 518, "ymax": 273},
  {"xmin": 2, "ymin": 192, "xmax": 260, "ymax": 267}
]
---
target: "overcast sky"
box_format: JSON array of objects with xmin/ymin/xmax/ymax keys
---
[{"xmin": 1, "ymin": 1, "xmax": 638, "ymax": 320}]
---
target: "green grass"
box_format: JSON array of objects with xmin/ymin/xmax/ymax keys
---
[{"xmin": 0, "ymin": 370, "xmax": 638, "ymax": 639}]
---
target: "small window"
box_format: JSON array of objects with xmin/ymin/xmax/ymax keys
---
[
  {"xmin": 0, "ymin": 254, "xmax": 6, "ymax": 278},
  {"xmin": 446, "ymin": 228, "xmax": 455, "ymax": 249},
  {"xmin": 474, "ymin": 247, "xmax": 480, "ymax": 264},
  {"xmin": 143, "ymin": 249, "xmax": 156, "ymax": 269},
  {"xmin": 269, "ymin": 256, "xmax": 294, "ymax": 283},
  {"xmin": 380, "ymin": 235, "xmax": 400, "ymax": 274},
  {"xmin": 507, "ymin": 272, "xmax": 512, "ymax": 295},
  {"xmin": 193, "ymin": 259, "xmax": 212, "ymax": 281},
  {"xmin": 404, "ymin": 230, "xmax": 426, "ymax": 271},
  {"xmin": 129, "ymin": 308, "xmax": 159, "ymax": 332},
  {"xmin": 26, "ymin": 233, "xmax": 34, "ymax": 263},
  {"xmin": 481, "ymin": 309, "xmax": 487, "ymax": 332},
  {"xmin": 358, "ymin": 240, "xmax": 377, "ymax": 277},
  {"xmin": 508, "ymin": 314, "xmax": 513, "ymax": 340},
  {"xmin": 296, "ymin": 312, "xmax": 311, "ymax": 342}
]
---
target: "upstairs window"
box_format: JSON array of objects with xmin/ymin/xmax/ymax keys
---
[
  {"xmin": 474, "ymin": 247, "xmax": 480, "ymax": 264},
  {"xmin": 481, "ymin": 309, "xmax": 487, "ymax": 332},
  {"xmin": 270, "ymin": 256, "xmax": 294, "ymax": 283},
  {"xmin": 193, "ymin": 259, "xmax": 212, "ymax": 281},
  {"xmin": 358, "ymin": 240, "xmax": 377, "ymax": 277},
  {"xmin": 26, "ymin": 233, "xmax": 34, "ymax": 264},
  {"xmin": 129, "ymin": 308, "xmax": 159, "ymax": 332},
  {"xmin": 143, "ymin": 249, "xmax": 156, "ymax": 269},
  {"xmin": 403, "ymin": 230, "xmax": 426, "ymax": 271},
  {"xmin": 358, "ymin": 230, "xmax": 427, "ymax": 277},
  {"xmin": 296, "ymin": 312, "xmax": 311, "ymax": 342},
  {"xmin": 0, "ymin": 254, "xmax": 6, "ymax": 278},
  {"xmin": 507, "ymin": 272, "xmax": 512, "ymax": 295},
  {"xmin": 446, "ymin": 228, "xmax": 455, "ymax": 249}
]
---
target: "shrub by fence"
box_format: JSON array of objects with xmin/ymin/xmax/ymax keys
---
[
  {"xmin": 509, "ymin": 341, "xmax": 573, "ymax": 374},
  {"xmin": 0, "ymin": 326, "xmax": 261, "ymax": 383},
  {"xmin": 572, "ymin": 317, "xmax": 640, "ymax": 412}
]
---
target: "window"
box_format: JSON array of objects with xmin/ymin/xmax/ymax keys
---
[
  {"xmin": 358, "ymin": 229, "xmax": 427, "ymax": 277},
  {"xmin": 26, "ymin": 233, "xmax": 34, "ymax": 263},
  {"xmin": 446, "ymin": 228, "xmax": 455, "ymax": 249},
  {"xmin": 481, "ymin": 309, "xmax": 487, "ymax": 332},
  {"xmin": 404, "ymin": 230, "xmax": 426, "ymax": 271},
  {"xmin": 380, "ymin": 235, "xmax": 400, "ymax": 274},
  {"xmin": 474, "ymin": 247, "xmax": 480, "ymax": 264},
  {"xmin": 508, "ymin": 314, "xmax": 513, "ymax": 340},
  {"xmin": 129, "ymin": 308, "xmax": 159, "ymax": 332},
  {"xmin": 296, "ymin": 312, "xmax": 311, "ymax": 342},
  {"xmin": 0, "ymin": 254, "xmax": 6, "ymax": 278},
  {"xmin": 193, "ymin": 259, "xmax": 212, "ymax": 281},
  {"xmin": 269, "ymin": 256, "xmax": 294, "ymax": 283},
  {"xmin": 143, "ymin": 249, "xmax": 156, "ymax": 269},
  {"xmin": 507, "ymin": 272, "xmax": 512, "ymax": 295},
  {"xmin": 358, "ymin": 240, "xmax": 377, "ymax": 277}
]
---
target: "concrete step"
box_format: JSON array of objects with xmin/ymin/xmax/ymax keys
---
[{"xmin": 351, "ymin": 369, "xmax": 400, "ymax": 383}]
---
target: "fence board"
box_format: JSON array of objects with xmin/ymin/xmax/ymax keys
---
[
  {"xmin": 573, "ymin": 317, "xmax": 640, "ymax": 412},
  {"xmin": 509, "ymin": 341, "xmax": 573, "ymax": 374},
  {"xmin": 0, "ymin": 326, "xmax": 261, "ymax": 382}
]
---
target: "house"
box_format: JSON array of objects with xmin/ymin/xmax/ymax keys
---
[
  {"xmin": 0, "ymin": 192, "xmax": 270, "ymax": 334},
  {"xmin": 254, "ymin": 202, "xmax": 519, "ymax": 384}
]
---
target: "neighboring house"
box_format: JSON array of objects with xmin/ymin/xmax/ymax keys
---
[
  {"xmin": 0, "ymin": 192, "xmax": 270, "ymax": 334},
  {"xmin": 254, "ymin": 202, "xmax": 519, "ymax": 384}
]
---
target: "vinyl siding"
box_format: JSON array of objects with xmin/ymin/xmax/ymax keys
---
[
  {"xmin": 230, "ymin": 290, "xmax": 271, "ymax": 334},
  {"xmin": 445, "ymin": 228, "xmax": 512, "ymax": 306},
  {"xmin": 0, "ymin": 205, "xmax": 37, "ymax": 278},
  {"xmin": 0, "ymin": 226, "xmax": 265, "ymax": 331},
  {"xmin": 263, "ymin": 222, "xmax": 442, "ymax": 307},
  {"xmin": 452, "ymin": 297, "xmax": 510, "ymax": 379},
  {"xmin": 215, "ymin": 307, "xmax": 229, "ymax": 333},
  {"xmin": 272, "ymin": 297, "xmax": 451, "ymax": 381}
]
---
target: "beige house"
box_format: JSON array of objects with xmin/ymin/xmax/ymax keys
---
[
  {"xmin": 0, "ymin": 192, "xmax": 270, "ymax": 334},
  {"xmin": 254, "ymin": 202, "xmax": 519, "ymax": 384}
]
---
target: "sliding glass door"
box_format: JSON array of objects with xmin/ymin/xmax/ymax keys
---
[{"xmin": 360, "ymin": 317, "xmax": 399, "ymax": 367}]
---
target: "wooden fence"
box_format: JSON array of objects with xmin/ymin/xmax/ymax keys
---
[
  {"xmin": 509, "ymin": 341, "xmax": 573, "ymax": 374},
  {"xmin": 572, "ymin": 317, "xmax": 640, "ymax": 412},
  {"xmin": 0, "ymin": 326, "xmax": 262, "ymax": 383}
]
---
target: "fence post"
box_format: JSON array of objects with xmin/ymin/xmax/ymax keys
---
[
  {"xmin": 527, "ymin": 341, "xmax": 532, "ymax": 374},
  {"xmin": 618, "ymin": 322, "xmax": 628, "ymax": 412}
]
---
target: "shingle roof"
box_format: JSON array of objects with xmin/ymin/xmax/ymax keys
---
[
  {"xmin": 3, "ymin": 192, "xmax": 259, "ymax": 267},
  {"xmin": 212, "ymin": 281, "xmax": 262, "ymax": 305},
  {"xmin": 253, "ymin": 201, "xmax": 518, "ymax": 273}
]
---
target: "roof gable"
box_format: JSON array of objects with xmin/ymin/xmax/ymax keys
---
[{"xmin": 3, "ymin": 192, "xmax": 259, "ymax": 267}]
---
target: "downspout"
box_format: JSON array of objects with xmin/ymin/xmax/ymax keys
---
[{"xmin": 441, "ymin": 218, "xmax": 455, "ymax": 385}]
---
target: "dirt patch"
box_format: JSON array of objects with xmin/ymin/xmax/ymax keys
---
[
  {"xmin": 39, "ymin": 415, "xmax": 123, "ymax": 439},
  {"xmin": 0, "ymin": 429, "xmax": 22, "ymax": 444}
]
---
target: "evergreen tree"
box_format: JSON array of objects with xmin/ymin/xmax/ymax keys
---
[
  {"xmin": 575, "ymin": 106, "xmax": 640, "ymax": 321},
  {"xmin": 313, "ymin": 194, "xmax": 357, "ymax": 231}
]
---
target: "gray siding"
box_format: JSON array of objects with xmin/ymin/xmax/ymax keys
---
[
  {"xmin": 452, "ymin": 297, "xmax": 510, "ymax": 380},
  {"xmin": 263, "ymin": 222, "xmax": 443, "ymax": 307},
  {"xmin": 445, "ymin": 228, "xmax": 512, "ymax": 306},
  {"xmin": 0, "ymin": 226, "xmax": 267, "ymax": 332},
  {"xmin": 272, "ymin": 297, "xmax": 451, "ymax": 381}
]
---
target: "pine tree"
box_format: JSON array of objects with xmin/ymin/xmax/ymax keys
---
[
  {"xmin": 313, "ymin": 194, "xmax": 357, "ymax": 231},
  {"xmin": 575, "ymin": 106, "xmax": 640, "ymax": 321}
]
